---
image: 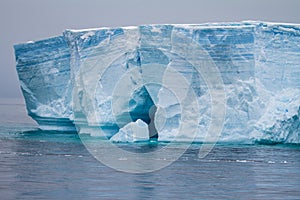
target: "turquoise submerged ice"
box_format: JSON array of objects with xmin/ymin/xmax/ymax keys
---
[{"xmin": 14, "ymin": 21, "xmax": 300, "ymax": 144}]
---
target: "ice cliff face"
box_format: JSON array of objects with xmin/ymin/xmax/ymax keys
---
[
  {"xmin": 14, "ymin": 37, "xmax": 74, "ymax": 131},
  {"xmin": 14, "ymin": 21, "xmax": 300, "ymax": 144}
]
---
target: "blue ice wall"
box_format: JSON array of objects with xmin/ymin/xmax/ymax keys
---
[
  {"xmin": 14, "ymin": 36, "xmax": 74, "ymax": 131},
  {"xmin": 14, "ymin": 22, "xmax": 300, "ymax": 143}
]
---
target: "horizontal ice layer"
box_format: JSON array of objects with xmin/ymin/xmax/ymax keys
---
[
  {"xmin": 14, "ymin": 22, "xmax": 300, "ymax": 144},
  {"xmin": 14, "ymin": 36, "xmax": 75, "ymax": 131},
  {"xmin": 252, "ymin": 22, "xmax": 300, "ymax": 91}
]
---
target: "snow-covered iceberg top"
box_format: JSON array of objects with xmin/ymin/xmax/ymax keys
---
[{"xmin": 14, "ymin": 21, "xmax": 300, "ymax": 144}]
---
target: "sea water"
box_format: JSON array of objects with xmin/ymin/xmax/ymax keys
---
[{"xmin": 0, "ymin": 99, "xmax": 299, "ymax": 200}]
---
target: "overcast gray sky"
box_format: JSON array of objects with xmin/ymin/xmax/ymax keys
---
[{"xmin": 0, "ymin": 0, "xmax": 299, "ymax": 98}]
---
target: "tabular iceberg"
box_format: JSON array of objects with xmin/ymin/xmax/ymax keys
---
[{"xmin": 14, "ymin": 21, "xmax": 300, "ymax": 144}]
